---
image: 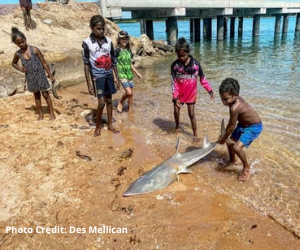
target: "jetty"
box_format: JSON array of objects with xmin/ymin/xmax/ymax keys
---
[{"xmin": 98, "ymin": 0, "xmax": 300, "ymax": 45}]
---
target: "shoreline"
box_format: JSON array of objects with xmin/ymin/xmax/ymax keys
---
[
  {"xmin": 1, "ymin": 1, "xmax": 300, "ymax": 248},
  {"xmin": 0, "ymin": 83, "xmax": 299, "ymax": 248}
]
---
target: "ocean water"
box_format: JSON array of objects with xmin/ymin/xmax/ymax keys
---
[{"xmin": 118, "ymin": 17, "xmax": 300, "ymax": 237}]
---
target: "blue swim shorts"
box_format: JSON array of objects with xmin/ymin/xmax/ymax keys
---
[
  {"xmin": 94, "ymin": 75, "xmax": 116, "ymax": 98},
  {"xmin": 231, "ymin": 123, "xmax": 263, "ymax": 148},
  {"xmin": 121, "ymin": 81, "xmax": 134, "ymax": 89}
]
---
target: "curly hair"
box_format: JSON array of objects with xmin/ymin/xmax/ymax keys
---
[
  {"xmin": 90, "ymin": 15, "xmax": 105, "ymax": 28},
  {"xmin": 219, "ymin": 77, "xmax": 240, "ymax": 96},
  {"xmin": 11, "ymin": 26, "xmax": 26, "ymax": 43},
  {"xmin": 175, "ymin": 37, "xmax": 190, "ymax": 53}
]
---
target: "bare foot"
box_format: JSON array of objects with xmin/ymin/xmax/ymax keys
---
[
  {"xmin": 174, "ymin": 127, "xmax": 180, "ymax": 134},
  {"xmin": 108, "ymin": 127, "xmax": 120, "ymax": 134},
  {"xmin": 117, "ymin": 102, "xmax": 123, "ymax": 113},
  {"xmin": 193, "ymin": 136, "xmax": 201, "ymax": 143},
  {"xmin": 49, "ymin": 114, "xmax": 56, "ymax": 120},
  {"xmin": 37, "ymin": 115, "xmax": 43, "ymax": 121},
  {"xmin": 230, "ymin": 159, "xmax": 240, "ymax": 165},
  {"xmin": 218, "ymin": 160, "xmax": 240, "ymax": 169},
  {"xmin": 238, "ymin": 167, "xmax": 251, "ymax": 181},
  {"xmin": 94, "ymin": 127, "xmax": 101, "ymax": 137}
]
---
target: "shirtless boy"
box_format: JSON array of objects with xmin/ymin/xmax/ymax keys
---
[{"xmin": 218, "ymin": 77, "xmax": 263, "ymax": 181}]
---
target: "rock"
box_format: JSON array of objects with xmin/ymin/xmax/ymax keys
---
[
  {"xmin": 0, "ymin": 85, "xmax": 7, "ymax": 98},
  {"xmin": 43, "ymin": 19, "xmax": 53, "ymax": 25},
  {"xmin": 152, "ymin": 41, "xmax": 174, "ymax": 53},
  {"xmin": 0, "ymin": 1, "xmax": 174, "ymax": 97},
  {"xmin": 139, "ymin": 34, "xmax": 155, "ymax": 55}
]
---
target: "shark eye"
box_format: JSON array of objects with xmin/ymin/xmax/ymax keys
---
[{"xmin": 146, "ymin": 179, "xmax": 155, "ymax": 187}]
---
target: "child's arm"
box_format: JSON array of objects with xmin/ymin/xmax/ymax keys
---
[
  {"xmin": 200, "ymin": 76, "xmax": 214, "ymax": 100},
  {"xmin": 82, "ymin": 42, "xmax": 94, "ymax": 95},
  {"xmin": 219, "ymin": 109, "xmax": 238, "ymax": 144},
  {"xmin": 12, "ymin": 52, "xmax": 23, "ymax": 72},
  {"xmin": 171, "ymin": 64, "xmax": 181, "ymax": 108},
  {"xmin": 83, "ymin": 64, "xmax": 94, "ymax": 95},
  {"xmin": 112, "ymin": 65, "xmax": 120, "ymax": 90},
  {"xmin": 111, "ymin": 44, "xmax": 120, "ymax": 90},
  {"xmin": 34, "ymin": 47, "xmax": 55, "ymax": 83},
  {"xmin": 131, "ymin": 64, "xmax": 142, "ymax": 78}
]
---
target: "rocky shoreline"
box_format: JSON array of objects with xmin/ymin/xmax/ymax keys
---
[
  {"xmin": 0, "ymin": 1, "xmax": 174, "ymax": 98},
  {"xmin": 0, "ymin": 4, "xmax": 39, "ymax": 15}
]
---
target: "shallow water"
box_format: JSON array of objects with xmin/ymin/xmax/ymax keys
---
[
  {"xmin": 116, "ymin": 17, "xmax": 300, "ymax": 236},
  {"xmin": 31, "ymin": 16, "xmax": 300, "ymax": 237}
]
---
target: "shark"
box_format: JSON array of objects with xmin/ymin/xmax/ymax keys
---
[{"xmin": 123, "ymin": 120, "xmax": 227, "ymax": 197}]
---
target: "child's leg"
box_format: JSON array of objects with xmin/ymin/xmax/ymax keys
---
[
  {"xmin": 26, "ymin": 9, "xmax": 32, "ymax": 29},
  {"xmin": 21, "ymin": 8, "xmax": 29, "ymax": 30},
  {"xmin": 187, "ymin": 104, "xmax": 197, "ymax": 137},
  {"xmin": 173, "ymin": 104, "xmax": 180, "ymax": 132},
  {"xmin": 105, "ymin": 95, "xmax": 119, "ymax": 134},
  {"xmin": 226, "ymin": 143, "xmax": 236, "ymax": 163},
  {"xmin": 117, "ymin": 87, "xmax": 132, "ymax": 112},
  {"xmin": 126, "ymin": 87, "xmax": 133, "ymax": 112},
  {"xmin": 117, "ymin": 92, "xmax": 126, "ymax": 113},
  {"xmin": 33, "ymin": 91, "xmax": 43, "ymax": 120},
  {"xmin": 232, "ymin": 141, "xmax": 251, "ymax": 181},
  {"xmin": 94, "ymin": 97, "xmax": 105, "ymax": 136},
  {"xmin": 42, "ymin": 91, "xmax": 55, "ymax": 120}
]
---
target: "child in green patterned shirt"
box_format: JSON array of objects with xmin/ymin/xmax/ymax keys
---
[{"xmin": 115, "ymin": 30, "xmax": 142, "ymax": 113}]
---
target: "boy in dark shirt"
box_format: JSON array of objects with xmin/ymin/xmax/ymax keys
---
[{"xmin": 82, "ymin": 15, "xmax": 120, "ymax": 136}]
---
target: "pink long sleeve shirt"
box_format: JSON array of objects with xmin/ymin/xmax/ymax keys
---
[{"xmin": 171, "ymin": 55, "xmax": 213, "ymax": 103}]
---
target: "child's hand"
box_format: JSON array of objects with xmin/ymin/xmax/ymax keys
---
[
  {"xmin": 136, "ymin": 72, "xmax": 142, "ymax": 79},
  {"xmin": 88, "ymin": 84, "xmax": 94, "ymax": 95},
  {"xmin": 218, "ymin": 135, "xmax": 226, "ymax": 144},
  {"xmin": 172, "ymin": 98, "xmax": 181, "ymax": 108},
  {"xmin": 209, "ymin": 91, "xmax": 214, "ymax": 100},
  {"xmin": 116, "ymin": 79, "xmax": 121, "ymax": 90},
  {"xmin": 22, "ymin": 66, "xmax": 28, "ymax": 73}
]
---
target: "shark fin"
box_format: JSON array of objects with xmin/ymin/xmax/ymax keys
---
[
  {"xmin": 174, "ymin": 137, "xmax": 180, "ymax": 157},
  {"xmin": 221, "ymin": 119, "xmax": 235, "ymax": 144},
  {"xmin": 177, "ymin": 168, "xmax": 192, "ymax": 174},
  {"xmin": 202, "ymin": 134, "xmax": 210, "ymax": 149},
  {"xmin": 221, "ymin": 119, "xmax": 226, "ymax": 137}
]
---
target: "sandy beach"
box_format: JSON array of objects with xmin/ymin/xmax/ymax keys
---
[
  {"xmin": 1, "ymin": 1, "xmax": 300, "ymax": 249},
  {"xmin": 1, "ymin": 83, "xmax": 300, "ymax": 249}
]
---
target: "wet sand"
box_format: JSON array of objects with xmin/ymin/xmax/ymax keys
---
[{"xmin": 0, "ymin": 83, "xmax": 299, "ymax": 249}]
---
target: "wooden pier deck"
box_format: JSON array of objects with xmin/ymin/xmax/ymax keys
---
[{"xmin": 98, "ymin": 0, "xmax": 300, "ymax": 45}]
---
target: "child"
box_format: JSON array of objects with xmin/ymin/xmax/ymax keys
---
[
  {"xmin": 218, "ymin": 77, "xmax": 263, "ymax": 181},
  {"xmin": 171, "ymin": 37, "xmax": 214, "ymax": 139},
  {"xmin": 115, "ymin": 30, "xmax": 142, "ymax": 113},
  {"xmin": 82, "ymin": 15, "xmax": 120, "ymax": 136},
  {"xmin": 11, "ymin": 27, "xmax": 56, "ymax": 120},
  {"xmin": 19, "ymin": 0, "xmax": 32, "ymax": 31}
]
